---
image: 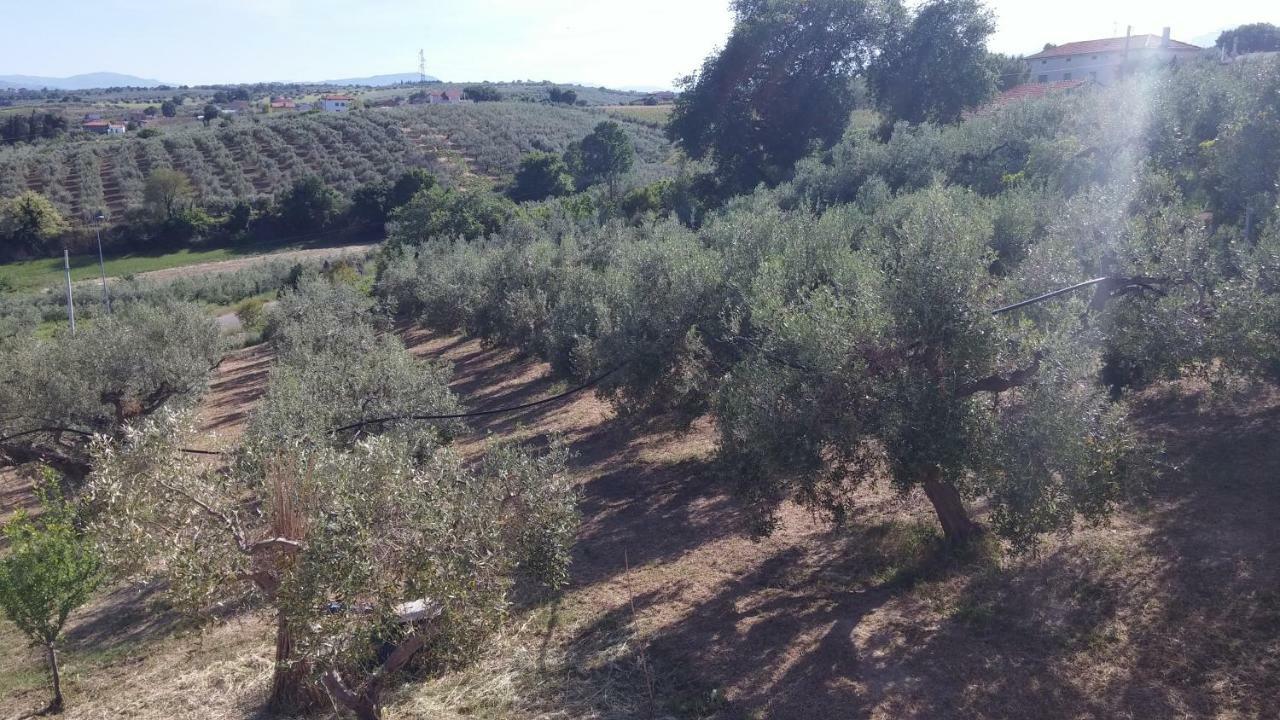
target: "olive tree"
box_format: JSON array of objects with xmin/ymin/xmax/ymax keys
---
[
  {"xmin": 713, "ymin": 187, "xmax": 1146, "ymax": 546},
  {"xmin": 91, "ymin": 354, "xmax": 575, "ymax": 720},
  {"xmin": 0, "ymin": 301, "xmax": 222, "ymax": 476},
  {"xmin": 250, "ymin": 277, "xmax": 463, "ymax": 452}
]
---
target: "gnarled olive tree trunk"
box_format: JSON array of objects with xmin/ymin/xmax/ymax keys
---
[
  {"xmin": 267, "ymin": 613, "xmax": 323, "ymax": 715},
  {"xmin": 921, "ymin": 470, "xmax": 979, "ymax": 545}
]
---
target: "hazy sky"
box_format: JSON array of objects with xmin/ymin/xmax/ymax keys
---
[{"xmin": 1, "ymin": 0, "xmax": 1274, "ymax": 88}]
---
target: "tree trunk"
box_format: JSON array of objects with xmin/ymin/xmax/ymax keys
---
[
  {"xmin": 267, "ymin": 614, "xmax": 320, "ymax": 716},
  {"xmin": 922, "ymin": 472, "xmax": 979, "ymax": 545},
  {"xmin": 46, "ymin": 642, "xmax": 64, "ymax": 714},
  {"xmin": 321, "ymin": 670, "xmax": 382, "ymax": 720}
]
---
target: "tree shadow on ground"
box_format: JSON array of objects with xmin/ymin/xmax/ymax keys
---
[
  {"xmin": 62, "ymin": 582, "xmax": 191, "ymax": 653},
  {"xmin": 565, "ymin": 386, "xmax": 1280, "ymax": 719}
]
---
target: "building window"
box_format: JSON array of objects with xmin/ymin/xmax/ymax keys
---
[
  {"xmin": 1064, "ymin": 72, "xmax": 1072, "ymax": 81},
  {"xmin": 1038, "ymin": 74, "xmax": 1048, "ymax": 83},
  {"xmin": 1041, "ymin": 60, "xmax": 1047, "ymax": 64},
  {"xmin": 1066, "ymin": 57, "xmax": 1072, "ymax": 62},
  {"xmin": 1090, "ymin": 71, "xmax": 1097, "ymax": 81}
]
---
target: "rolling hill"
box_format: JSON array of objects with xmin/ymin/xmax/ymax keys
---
[
  {"xmin": 0, "ymin": 72, "xmax": 167, "ymax": 90},
  {"xmin": 320, "ymin": 73, "xmax": 440, "ymax": 86}
]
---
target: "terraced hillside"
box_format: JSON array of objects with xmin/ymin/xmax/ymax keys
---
[{"xmin": 0, "ymin": 103, "xmax": 676, "ymax": 224}]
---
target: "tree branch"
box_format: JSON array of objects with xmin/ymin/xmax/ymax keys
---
[
  {"xmin": 248, "ymin": 537, "xmax": 305, "ymax": 554},
  {"xmin": 154, "ymin": 477, "xmax": 248, "ymax": 552},
  {"xmin": 958, "ymin": 352, "xmax": 1043, "ymax": 397}
]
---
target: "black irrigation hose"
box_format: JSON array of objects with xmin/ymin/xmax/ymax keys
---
[
  {"xmin": 990, "ymin": 277, "xmax": 1110, "ymax": 316},
  {"xmin": 0, "ymin": 426, "xmax": 226, "ymax": 457},
  {"xmin": 332, "ymin": 359, "xmax": 634, "ymax": 434}
]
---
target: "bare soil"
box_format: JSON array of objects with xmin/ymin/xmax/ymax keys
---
[{"xmin": 3, "ymin": 331, "xmax": 1277, "ymax": 719}]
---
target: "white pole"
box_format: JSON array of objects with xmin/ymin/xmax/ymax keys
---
[
  {"xmin": 95, "ymin": 225, "xmax": 111, "ymax": 314},
  {"xmin": 63, "ymin": 248, "xmax": 76, "ymax": 335}
]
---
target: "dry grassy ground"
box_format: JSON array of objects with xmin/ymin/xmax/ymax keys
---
[{"xmin": 2, "ymin": 330, "xmax": 1277, "ymax": 719}]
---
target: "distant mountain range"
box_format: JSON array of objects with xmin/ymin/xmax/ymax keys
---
[
  {"xmin": 0, "ymin": 72, "xmax": 166, "ymax": 90},
  {"xmin": 319, "ymin": 73, "xmax": 440, "ymax": 86}
]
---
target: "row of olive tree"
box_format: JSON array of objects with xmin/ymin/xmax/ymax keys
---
[{"xmin": 382, "ymin": 174, "xmax": 1255, "ymax": 546}]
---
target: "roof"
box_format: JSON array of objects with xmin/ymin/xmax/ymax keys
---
[
  {"xmin": 990, "ymin": 79, "xmax": 1087, "ymax": 109},
  {"xmin": 82, "ymin": 119, "xmax": 110, "ymax": 127},
  {"xmin": 321, "ymin": 94, "xmax": 353, "ymax": 101},
  {"xmin": 1028, "ymin": 35, "xmax": 1202, "ymax": 59}
]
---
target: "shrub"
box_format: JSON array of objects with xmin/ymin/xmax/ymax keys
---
[{"xmin": 235, "ymin": 297, "xmax": 267, "ymax": 332}]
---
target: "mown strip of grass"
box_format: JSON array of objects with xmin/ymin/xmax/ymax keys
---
[{"xmin": 0, "ymin": 247, "xmax": 249, "ymax": 292}]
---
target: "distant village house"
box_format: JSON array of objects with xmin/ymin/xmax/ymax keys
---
[
  {"xmin": 320, "ymin": 94, "xmax": 354, "ymax": 112},
  {"xmin": 82, "ymin": 119, "xmax": 126, "ymax": 135}
]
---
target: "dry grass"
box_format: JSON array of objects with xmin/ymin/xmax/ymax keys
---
[{"xmin": 4, "ymin": 333, "xmax": 1278, "ymax": 719}]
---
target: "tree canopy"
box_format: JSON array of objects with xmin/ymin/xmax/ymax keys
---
[
  {"xmin": 868, "ymin": 0, "xmax": 998, "ymax": 127},
  {"xmin": 511, "ymin": 151, "xmax": 575, "ymax": 202},
  {"xmin": 1216, "ymin": 22, "xmax": 1280, "ymax": 53},
  {"xmin": 277, "ymin": 176, "xmax": 342, "ymax": 231},
  {"xmin": 142, "ymin": 168, "xmax": 194, "ymax": 223},
  {"xmin": 668, "ymin": 0, "xmax": 892, "ymax": 195},
  {"xmin": 566, "ymin": 121, "xmax": 635, "ymax": 195},
  {"xmin": 0, "ymin": 191, "xmax": 68, "ymax": 258}
]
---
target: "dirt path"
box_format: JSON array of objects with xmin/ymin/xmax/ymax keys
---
[{"xmin": 135, "ymin": 243, "xmax": 376, "ymax": 284}]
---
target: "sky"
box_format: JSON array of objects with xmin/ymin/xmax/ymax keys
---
[{"xmin": 0, "ymin": 0, "xmax": 1275, "ymax": 88}]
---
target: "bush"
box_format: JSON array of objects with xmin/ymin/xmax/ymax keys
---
[{"xmin": 235, "ymin": 297, "xmax": 267, "ymax": 332}]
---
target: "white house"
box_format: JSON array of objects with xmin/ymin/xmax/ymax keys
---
[
  {"xmin": 319, "ymin": 94, "xmax": 354, "ymax": 113},
  {"xmin": 1026, "ymin": 28, "xmax": 1203, "ymax": 86}
]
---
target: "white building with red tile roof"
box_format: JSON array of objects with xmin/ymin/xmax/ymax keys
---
[
  {"xmin": 1027, "ymin": 29, "xmax": 1203, "ymax": 85},
  {"xmin": 320, "ymin": 94, "xmax": 354, "ymax": 113}
]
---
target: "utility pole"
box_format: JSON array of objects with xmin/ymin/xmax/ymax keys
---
[
  {"xmin": 418, "ymin": 49, "xmax": 427, "ymax": 84},
  {"xmin": 63, "ymin": 248, "xmax": 76, "ymax": 335},
  {"xmin": 94, "ymin": 210, "xmax": 111, "ymax": 314}
]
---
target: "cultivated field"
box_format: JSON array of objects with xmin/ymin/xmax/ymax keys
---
[{"xmin": 0, "ymin": 103, "xmax": 675, "ymax": 224}]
